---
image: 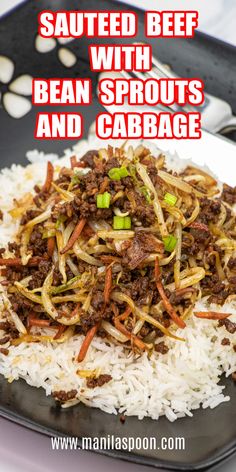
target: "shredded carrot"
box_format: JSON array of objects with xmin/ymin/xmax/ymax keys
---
[
  {"xmin": 194, "ymin": 311, "xmax": 231, "ymax": 320},
  {"xmin": 42, "ymin": 162, "xmax": 54, "ymax": 192},
  {"xmin": 28, "ymin": 314, "xmax": 51, "ymax": 328},
  {"xmin": 118, "ymin": 306, "xmax": 132, "ymax": 321},
  {"xmin": 104, "ymin": 266, "xmax": 112, "ymax": 304},
  {"xmin": 155, "ymin": 257, "xmax": 186, "ymax": 329},
  {"xmin": 54, "ymin": 325, "xmax": 67, "ymax": 340},
  {"xmin": 114, "ymin": 317, "xmax": 146, "ymax": 351},
  {"xmin": 70, "ymin": 304, "xmax": 80, "ymax": 318},
  {"xmin": 77, "ymin": 323, "xmax": 100, "ymax": 362},
  {"xmin": 47, "ymin": 237, "xmax": 55, "ymax": 258},
  {"xmin": 61, "ymin": 218, "xmax": 86, "ymax": 254},
  {"xmin": 0, "ymin": 256, "xmax": 48, "ymax": 267},
  {"xmin": 99, "ymin": 177, "xmax": 109, "ymax": 194},
  {"xmin": 111, "ymin": 302, "xmax": 119, "ymax": 318}
]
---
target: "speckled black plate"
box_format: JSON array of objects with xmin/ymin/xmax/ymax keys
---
[{"xmin": 0, "ymin": 1, "xmax": 236, "ymax": 470}]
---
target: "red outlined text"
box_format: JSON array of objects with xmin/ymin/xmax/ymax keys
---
[
  {"xmin": 145, "ymin": 11, "xmax": 198, "ymax": 38},
  {"xmin": 96, "ymin": 112, "xmax": 201, "ymax": 139},
  {"xmin": 98, "ymin": 78, "xmax": 204, "ymax": 106},
  {"xmin": 33, "ymin": 79, "xmax": 92, "ymax": 105},
  {"xmin": 35, "ymin": 113, "xmax": 83, "ymax": 139},
  {"xmin": 38, "ymin": 10, "xmax": 137, "ymax": 38},
  {"xmin": 89, "ymin": 44, "xmax": 152, "ymax": 72}
]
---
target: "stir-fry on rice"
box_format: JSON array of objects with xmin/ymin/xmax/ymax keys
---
[{"xmin": 0, "ymin": 139, "xmax": 235, "ymax": 420}]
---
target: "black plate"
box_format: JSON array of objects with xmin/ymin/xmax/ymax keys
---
[{"xmin": 0, "ymin": 1, "xmax": 236, "ymax": 470}]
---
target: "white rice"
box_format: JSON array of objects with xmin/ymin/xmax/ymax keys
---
[{"xmin": 0, "ymin": 137, "xmax": 235, "ymax": 421}]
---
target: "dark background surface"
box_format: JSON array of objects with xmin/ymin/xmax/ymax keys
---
[{"xmin": 0, "ymin": 1, "xmax": 236, "ymax": 470}]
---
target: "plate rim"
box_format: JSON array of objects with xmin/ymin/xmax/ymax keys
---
[{"xmin": 0, "ymin": 399, "xmax": 236, "ymax": 472}]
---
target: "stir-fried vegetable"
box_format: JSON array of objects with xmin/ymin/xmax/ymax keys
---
[
  {"xmin": 164, "ymin": 192, "xmax": 177, "ymax": 207},
  {"xmin": 108, "ymin": 166, "xmax": 129, "ymax": 180},
  {"xmin": 104, "ymin": 265, "xmax": 112, "ymax": 304},
  {"xmin": 163, "ymin": 235, "xmax": 177, "ymax": 252},
  {"xmin": 2, "ymin": 143, "xmax": 235, "ymax": 363},
  {"xmin": 137, "ymin": 163, "xmax": 168, "ymax": 237},
  {"xmin": 77, "ymin": 323, "xmax": 100, "ymax": 362},
  {"xmin": 113, "ymin": 216, "xmax": 131, "ymax": 230},
  {"xmin": 194, "ymin": 312, "xmax": 231, "ymax": 320},
  {"xmin": 42, "ymin": 162, "xmax": 54, "ymax": 192},
  {"xmin": 41, "ymin": 270, "xmax": 81, "ymax": 325},
  {"xmin": 61, "ymin": 218, "xmax": 86, "ymax": 254},
  {"xmin": 155, "ymin": 257, "xmax": 186, "ymax": 329},
  {"xmin": 96, "ymin": 192, "xmax": 111, "ymax": 209}
]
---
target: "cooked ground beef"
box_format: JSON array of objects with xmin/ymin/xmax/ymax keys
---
[
  {"xmin": 86, "ymin": 374, "xmax": 112, "ymax": 389},
  {"xmin": 28, "ymin": 259, "xmax": 52, "ymax": 290},
  {"xmin": 200, "ymin": 275, "xmax": 229, "ymax": 304},
  {"xmin": 0, "ymin": 321, "xmax": 12, "ymax": 331},
  {"xmin": 0, "ymin": 348, "xmax": 9, "ymax": 356},
  {"xmin": 20, "ymin": 209, "xmax": 41, "ymax": 226},
  {"xmin": 104, "ymin": 157, "xmax": 120, "ymax": 172},
  {"xmin": 8, "ymin": 242, "xmax": 20, "ymax": 257},
  {"xmin": 77, "ymin": 311, "xmax": 95, "ymax": 333},
  {"xmin": 28, "ymin": 229, "xmax": 47, "ymax": 257},
  {"xmin": 0, "ymin": 336, "xmax": 10, "ymax": 345},
  {"xmin": 81, "ymin": 150, "xmax": 99, "ymax": 168},
  {"xmin": 154, "ymin": 341, "xmax": 169, "ymax": 354},
  {"xmin": 221, "ymin": 337, "xmax": 230, "ymax": 346},
  {"xmin": 0, "ymin": 247, "xmax": 6, "ymax": 257},
  {"xmin": 125, "ymin": 191, "xmax": 156, "ymax": 226},
  {"xmin": 52, "ymin": 389, "xmax": 77, "ymax": 402},
  {"xmin": 129, "ymin": 276, "xmax": 155, "ymax": 305},
  {"xmin": 123, "ymin": 231, "xmax": 164, "ymax": 270},
  {"xmin": 221, "ymin": 184, "xmax": 236, "ymax": 205},
  {"xmin": 198, "ymin": 197, "xmax": 221, "ymax": 224},
  {"xmin": 228, "ymin": 258, "xmax": 236, "ymax": 270},
  {"xmin": 189, "ymin": 227, "xmax": 211, "ymax": 245},
  {"xmin": 218, "ymin": 319, "xmax": 236, "ymax": 334},
  {"xmin": 91, "ymin": 289, "xmax": 104, "ymax": 310},
  {"xmin": 9, "ymin": 292, "xmax": 37, "ymax": 319},
  {"xmin": 2, "ymin": 145, "xmax": 236, "ymax": 364}
]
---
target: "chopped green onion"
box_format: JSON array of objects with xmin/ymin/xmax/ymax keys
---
[
  {"xmin": 108, "ymin": 167, "xmax": 129, "ymax": 180},
  {"xmin": 119, "ymin": 167, "xmax": 129, "ymax": 178},
  {"xmin": 96, "ymin": 192, "xmax": 111, "ymax": 209},
  {"xmin": 140, "ymin": 186, "xmax": 152, "ymax": 203},
  {"xmin": 55, "ymin": 215, "xmax": 67, "ymax": 229},
  {"xmin": 163, "ymin": 235, "xmax": 177, "ymax": 252},
  {"xmin": 113, "ymin": 216, "xmax": 124, "ymax": 230},
  {"xmin": 128, "ymin": 164, "xmax": 138, "ymax": 184},
  {"xmin": 108, "ymin": 169, "xmax": 120, "ymax": 180},
  {"xmin": 124, "ymin": 216, "xmax": 131, "ymax": 229},
  {"xmin": 71, "ymin": 174, "xmax": 80, "ymax": 186},
  {"xmin": 164, "ymin": 192, "xmax": 177, "ymax": 207},
  {"xmin": 113, "ymin": 216, "xmax": 131, "ymax": 230},
  {"xmin": 42, "ymin": 229, "xmax": 56, "ymax": 239}
]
